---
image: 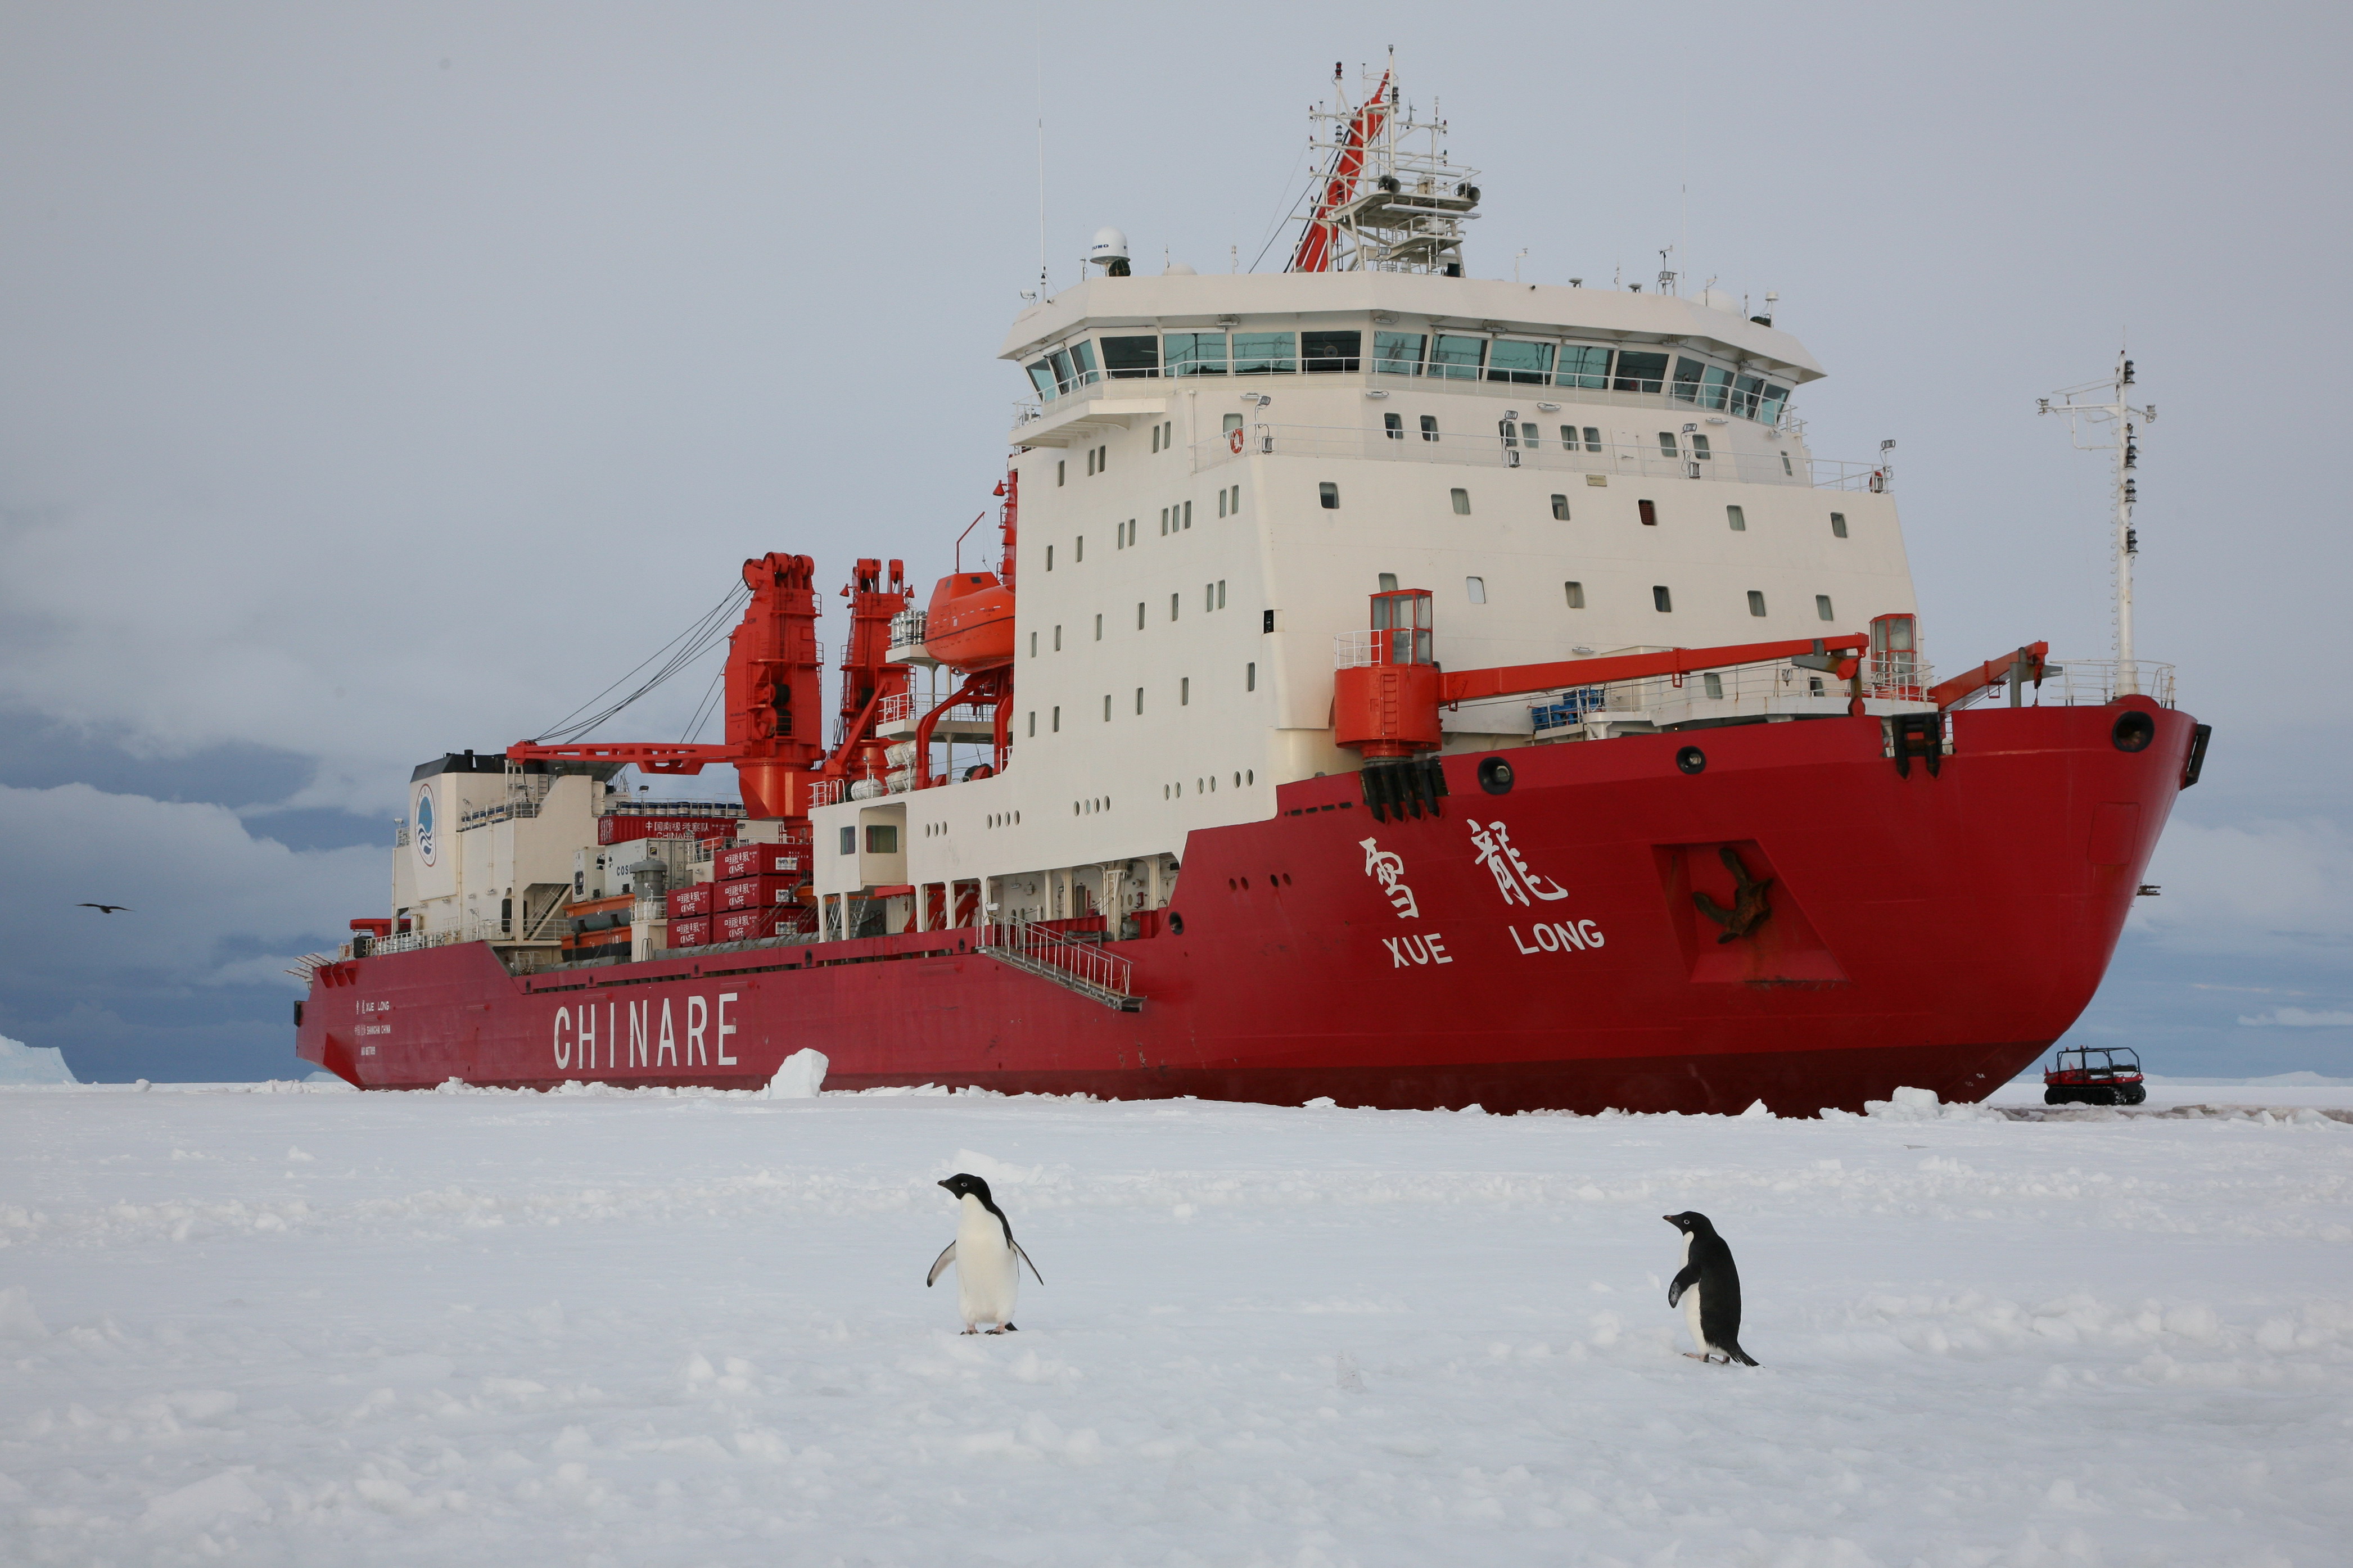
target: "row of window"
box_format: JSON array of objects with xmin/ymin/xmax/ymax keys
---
[
  {"xmin": 1046, "ymin": 490, "xmax": 1238, "ymax": 569},
  {"xmin": 1557, "ymin": 580, "xmax": 1833, "ymax": 618},
  {"xmin": 1025, "ymin": 662, "xmax": 1261, "ymax": 736},
  {"xmin": 1031, "ymin": 583, "xmax": 1235, "ymax": 653},
  {"xmin": 1027, "ymin": 332, "xmax": 1791, "ymax": 423},
  {"xmin": 1164, "ymin": 771, "xmax": 1253, "ymax": 800},
  {"xmin": 1315, "ymin": 480, "xmax": 1850, "ymax": 539}
]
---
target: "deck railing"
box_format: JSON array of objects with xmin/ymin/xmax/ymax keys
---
[{"xmin": 978, "ymin": 917, "xmax": 1136, "ymax": 1006}]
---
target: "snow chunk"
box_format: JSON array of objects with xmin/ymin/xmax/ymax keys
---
[
  {"xmin": 1863, "ymin": 1086, "xmax": 2000, "ymax": 1122},
  {"xmin": 768, "ymin": 1047, "xmax": 828, "ymax": 1099},
  {"xmin": 1739, "ymin": 1097, "xmax": 1773, "ymax": 1119},
  {"xmin": 0, "ymin": 1032, "xmax": 76, "ymax": 1085}
]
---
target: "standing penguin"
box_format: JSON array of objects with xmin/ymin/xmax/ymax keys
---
[
  {"xmin": 928, "ymin": 1173, "xmax": 1044, "ymax": 1334},
  {"xmin": 1662, "ymin": 1212, "xmax": 1759, "ymax": 1366}
]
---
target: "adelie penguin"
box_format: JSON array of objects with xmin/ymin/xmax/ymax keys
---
[
  {"xmin": 928, "ymin": 1173, "xmax": 1045, "ymax": 1334},
  {"xmin": 1662, "ymin": 1211, "xmax": 1759, "ymax": 1366}
]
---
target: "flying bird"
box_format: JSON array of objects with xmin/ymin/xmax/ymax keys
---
[
  {"xmin": 1663, "ymin": 1211, "xmax": 1759, "ymax": 1366},
  {"xmin": 77, "ymin": 903, "xmax": 133, "ymax": 914},
  {"xmin": 928, "ymin": 1173, "xmax": 1044, "ymax": 1334}
]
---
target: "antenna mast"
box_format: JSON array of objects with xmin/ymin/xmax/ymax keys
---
[
  {"xmin": 1288, "ymin": 52, "xmax": 1479, "ymax": 275},
  {"xmin": 2039, "ymin": 349, "xmax": 2155, "ymax": 693}
]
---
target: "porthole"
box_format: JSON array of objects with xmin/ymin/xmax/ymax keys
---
[
  {"xmin": 1675, "ymin": 745, "xmax": 1708, "ymax": 775},
  {"xmin": 1168, "ymin": 912, "xmax": 1185, "ymax": 936},
  {"xmin": 1476, "ymin": 756, "xmax": 1514, "ymax": 795},
  {"xmin": 2112, "ymin": 710, "xmax": 2156, "ymax": 753}
]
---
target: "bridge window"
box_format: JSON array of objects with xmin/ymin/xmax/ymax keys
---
[
  {"xmin": 1564, "ymin": 581, "xmax": 1586, "ymax": 608},
  {"xmin": 1320, "ymin": 482, "xmax": 1339, "ymax": 509},
  {"xmin": 1451, "ymin": 489, "xmax": 1471, "ymax": 515},
  {"xmin": 1584, "ymin": 426, "xmax": 1602, "ymax": 450},
  {"xmin": 1302, "ymin": 329, "xmax": 1361, "ymax": 372},
  {"xmin": 1758, "ymin": 383, "xmax": 1790, "ymax": 424},
  {"xmin": 1657, "ymin": 431, "xmax": 1680, "ymax": 459},
  {"xmin": 1373, "ymin": 331, "xmax": 1425, "ymax": 374},
  {"xmin": 1520, "ymin": 422, "xmax": 1540, "ymax": 448},
  {"xmin": 1691, "ymin": 433, "xmax": 1711, "ymax": 460},
  {"xmin": 1747, "ymin": 590, "xmax": 1767, "ymax": 617},
  {"xmin": 839, "ymin": 826, "xmax": 855, "ymax": 855},
  {"xmin": 1431, "ymin": 334, "xmax": 1486, "ymax": 381},
  {"xmin": 1653, "ymin": 585, "xmax": 1674, "ymax": 613},
  {"xmin": 1831, "ymin": 512, "xmax": 1849, "ymax": 538},
  {"xmin": 865, "ymin": 825, "xmax": 898, "ymax": 854},
  {"xmin": 1614, "ymin": 351, "xmax": 1669, "ymax": 394},
  {"xmin": 1672, "ymin": 357, "xmax": 1706, "ymax": 403},
  {"xmin": 1705, "ymin": 673, "xmax": 1724, "ymax": 699},
  {"xmin": 1167, "ymin": 332, "xmax": 1228, "ymax": 376},
  {"xmin": 1378, "ymin": 573, "xmax": 1398, "ymax": 590},
  {"xmin": 1551, "ymin": 495, "xmax": 1570, "ymax": 521},
  {"xmin": 1232, "ymin": 332, "xmax": 1297, "ymax": 374},
  {"xmin": 1557, "ymin": 345, "xmax": 1611, "ymax": 388},
  {"xmin": 1420, "ymin": 415, "xmax": 1440, "ymax": 442},
  {"xmin": 1702, "ymin": 366, "xmax": 1735, "ymax": 410},
  {"xmin": 1466, "ymin": 576, "xmax": 1487, "ymax": 603},
  {"xmin": 1102, "ymin": 335, "xmax": 1158, "ymax": 378},
  {"xmin": 1027, "ymin": 360, "xmax": 1058, "ymax": 401},
  {"xmin": 1384, "ymin": 412, "xmax": 1403, "ymax": 439},
  {"xmin": 1488, "ymin": 340, "xmax": 1555, "ymax": 385},
  {"xmin": 1560, "ymin": 425, "xmax": 1580, "ymax": 451},
  {"xmin": 1727, "ymin": 504, "xmax": 1746, "ymax": 531},
  {"xmin": 1817, "ymin": 594, "xmax": 1836, "ymax": 621}
]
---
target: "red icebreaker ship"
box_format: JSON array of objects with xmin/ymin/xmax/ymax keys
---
[{"xmin": 296, "ymin": 66, "xmax": 2205, "ymax": 1114}]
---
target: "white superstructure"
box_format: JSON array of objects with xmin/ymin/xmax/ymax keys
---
[{"xmin": 810, "ymin": 273, "xmax": 1914, "ymax": 937}]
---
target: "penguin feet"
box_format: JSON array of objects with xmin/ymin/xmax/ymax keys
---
[
  {"xmin": 960, "ymin": 1327, "xmax": 980, "ymax": 1335},
  {"xmin": 1682, "ymin": 1352, "xmax": 1732, "ymax": 1364},
  {"xmin": 984, "ymin": 1323, "xmax": 1018, "ymax": 1335}
]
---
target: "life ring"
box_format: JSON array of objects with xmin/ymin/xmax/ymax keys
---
[{"xmin": 1229, "ymin": 427, "xmax": 1246, "ymax": 455}]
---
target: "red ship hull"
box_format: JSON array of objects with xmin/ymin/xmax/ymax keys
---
[{"xmin": 299, "ymin": 700, "xmax": 2194, "ymax": 1115}]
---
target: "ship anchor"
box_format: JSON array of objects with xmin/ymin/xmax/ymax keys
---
[{"xmin": 1693, "ymin": 846, "xmax": 1774, "ymax": 944}]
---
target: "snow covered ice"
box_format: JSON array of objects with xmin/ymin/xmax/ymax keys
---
[{"xmin": 2, "ymin": 1082, "xmax": 2348, "ymax": 1566}]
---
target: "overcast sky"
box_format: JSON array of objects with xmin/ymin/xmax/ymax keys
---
[{"xmin": 3, "ymin": 2, "xmax": 2347, "ymax": 1081}]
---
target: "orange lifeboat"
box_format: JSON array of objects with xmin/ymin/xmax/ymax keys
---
[{"xmin": 923, "ymin": 571, "xmax": 1015, "ymax": 671}]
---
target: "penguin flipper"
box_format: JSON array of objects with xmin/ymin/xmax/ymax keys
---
[
  {"xmin": 1015, "ymin": 1241, "xmax": 1045, "ymax": 1286},
  {"xmin": 926, "ymin": 1241, "xmax": 957, "ymax": 1287},
  {"xmin": 1667, "ymin": 1262, "xmax": 1701, "ymax": 1308}
]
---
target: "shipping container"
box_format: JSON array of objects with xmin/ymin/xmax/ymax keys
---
[
  {"xmin": 715, "ymin": 843, "xmax": 807, "ymax": 880},
  {"xmin": 667, "ymin": 883, "xmax": 713, "ymax": 918},
  {"xmin": 713, "ymin": 907, "xmax": 776, "ymax": 944},
  {"xmin": 599, "ymin": 810, "xmax": 742, "ymax": 847},
  {"xmin": 669, "ymin": 916, "xmax": 712, "ymax": 949},
  {"xmin": 719, "ymin": 873, "xmax": 802, "ymax": 910}
]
